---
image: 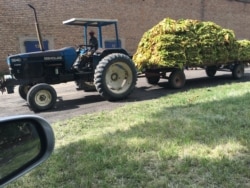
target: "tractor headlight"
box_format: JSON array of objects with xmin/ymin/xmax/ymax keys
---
[
  {"xmin": 7, "ymin": 57, "xmax": 22, "ymax": 66},
  {"xmin": 10, "ymin": 57, "xmax": 22, "ymax": 63}
]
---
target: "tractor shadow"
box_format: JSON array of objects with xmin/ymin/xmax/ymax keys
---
[
  {"xmin": 58, "ymin": 95, "xmax": 105, "ymax": 109},
  {"xmin": 41, "ymin": 93, "xmax": 105, "ymax": 112},
  {"xmin": 39, "ymin": 71, "xmax": 250, "ymax": 113}
]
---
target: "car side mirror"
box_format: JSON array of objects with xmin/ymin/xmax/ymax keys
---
[{"xmin": 0, "ymin": 115, "xmax": 55, "ymax": 187}]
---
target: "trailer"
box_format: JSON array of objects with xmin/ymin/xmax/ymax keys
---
[
  {"xmin": 144, "ymin": 63, "xmax": 245, "ymax": 89},
  {"xmin": 133, "ymin": 17, "xmax": 248, "ymax": 88}
]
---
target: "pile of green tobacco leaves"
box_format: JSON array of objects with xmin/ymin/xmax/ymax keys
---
[
  {"xmin": 133, "ymin": 18, "xmax": 250, "ymax": 70},
  {"xmin": 237, "ymin": 40, "xmax": 250, "ymax": 61}
]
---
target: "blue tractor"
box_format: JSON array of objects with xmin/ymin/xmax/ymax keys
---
[{"xmin": 0, "ymin": 5, "xmax": 137, "ymax": 111}]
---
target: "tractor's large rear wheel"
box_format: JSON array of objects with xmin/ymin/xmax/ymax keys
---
[
  {"xmin": 27, "ymin": 83, "xmax": 57, "ymax": 112},
  {"xmin": 94, "ymin": 53, "xmax": 137, "ymax": 101}
]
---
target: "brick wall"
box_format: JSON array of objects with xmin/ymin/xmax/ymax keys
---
[{"xmin": 0, "ymin": 0, "xmax": 250, "ymax": 73}]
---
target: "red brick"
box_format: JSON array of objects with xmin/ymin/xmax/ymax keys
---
[{"xmin": 0, "ymin": 0, "xmax": 250, "ymax": 72}]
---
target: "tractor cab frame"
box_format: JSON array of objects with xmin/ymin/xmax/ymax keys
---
[{"xmin": 63, "ymin": 18, "xmax": 120, "ymax": 49}]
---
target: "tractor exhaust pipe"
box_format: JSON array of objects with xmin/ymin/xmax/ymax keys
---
[{"xmin": 27, "ymin": 4, "xmax": 45, "ymax": 51}]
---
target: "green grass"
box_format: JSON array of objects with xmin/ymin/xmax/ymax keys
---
[{"xmin": 7, "ymin": 82, "xmax": 250, "ymax": 187}]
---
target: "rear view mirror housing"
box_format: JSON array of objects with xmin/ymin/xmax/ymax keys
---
[{"xmin": 0, "ymin": 115, "xmax": 55, "ymax": 187}]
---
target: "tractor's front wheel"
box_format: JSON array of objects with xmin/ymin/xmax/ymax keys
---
[
  {"xmin": 27, "ymin": 83, "xmax": 57, "ymax": 112},
  {"xmin": 94, "ymin": 53, "xmax": 137, "ymax": 101}
]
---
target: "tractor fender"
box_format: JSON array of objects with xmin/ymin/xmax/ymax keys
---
[{"xmin": 93, "ymin": 48, "xmax": 131, "ymax": 68}]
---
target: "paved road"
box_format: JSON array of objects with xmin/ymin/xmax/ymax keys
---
[{"xmin": 1, "ymin": 67, "xmax": 250, "ymax": 123}]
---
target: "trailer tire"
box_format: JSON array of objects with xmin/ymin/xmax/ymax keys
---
[
  {"xmin": 27, "ymin": 83, "xmax": 57, "ymax": 112},
  {"xmin": 169, "ymin": 70, "xmax": 186, "ymax": 89},
  {"xmin": 94, "ymin": 53, "xmax": 137, "ymax": 101},
  {"xmin": 19, "ymin": 85, "xmax": 32, "ymax": 100},
  {"xmin": 145, "ymin": 71, "xmax": 160, "ymax": 85},
  {"xmin": 205, "ymin": 67, "xmax": 217, "ymax": 77},
  {"xmin": 232, "ymin": 64, "xmax": 244, "ymax": 79}
]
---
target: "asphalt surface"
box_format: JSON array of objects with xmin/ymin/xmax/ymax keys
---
[{"xmin": 1, "ymin": 67, "xmax": 250, "ymax": 124}]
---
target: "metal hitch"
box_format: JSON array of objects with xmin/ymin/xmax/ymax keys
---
[{"xmin": 0, "ymin": 75, "xmax": 15, "ymax": 94}]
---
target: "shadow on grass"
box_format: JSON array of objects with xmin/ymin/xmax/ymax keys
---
[
  {"xmin": 129, "ymin": 71, "xmax": 250, "ymax": 102},
  {"xmin": 13, "ymin": 93, "xmax": 250, "ymax": 187}
]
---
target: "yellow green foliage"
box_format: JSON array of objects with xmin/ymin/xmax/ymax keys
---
[
  {"xmin": 133, "ymin": 18, "xmax": 250, "ymax": 71},
  {"xmin": 237, "ymin": 40, "xmax": 250, "ymax": 61}
]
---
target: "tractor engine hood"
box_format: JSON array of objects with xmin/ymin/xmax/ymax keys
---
[{"xmin": 7, "ymin": 47, "xmax": 77, "ymax": 79}]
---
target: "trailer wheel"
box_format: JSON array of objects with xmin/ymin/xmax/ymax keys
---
[
  {"xmin": 19, "ymin": 85, "xmax": 32, "ymax": 100},
  {"xmin": 145, "ymin": 71, "xmax": 160, "ymax": 85},
  {"xmin": 27, "ymin": 83, "xmax": 57, "ymax": 112},
  {"xmin": 169, "ymin": 70, "xmax": 186, "ymax": 89},
  {"xmin": 232, "ymin": 64, "xmax": 244, "ymax": 79},
  {"xmin": 94, "ymin": 53, "xmax": 137, "ymax": 101},
  {"xmin": 205, "ymin": 67, "xmax": 217, "ymax": 77}
]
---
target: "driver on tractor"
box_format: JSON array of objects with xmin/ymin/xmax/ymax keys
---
[
  {"xmin": 88, "ymin": 30, "xmax": 98, "ymax": 54},
  {"xmin": 73, "ymin": 30, "xmax": 98, "ymax": 70}
]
